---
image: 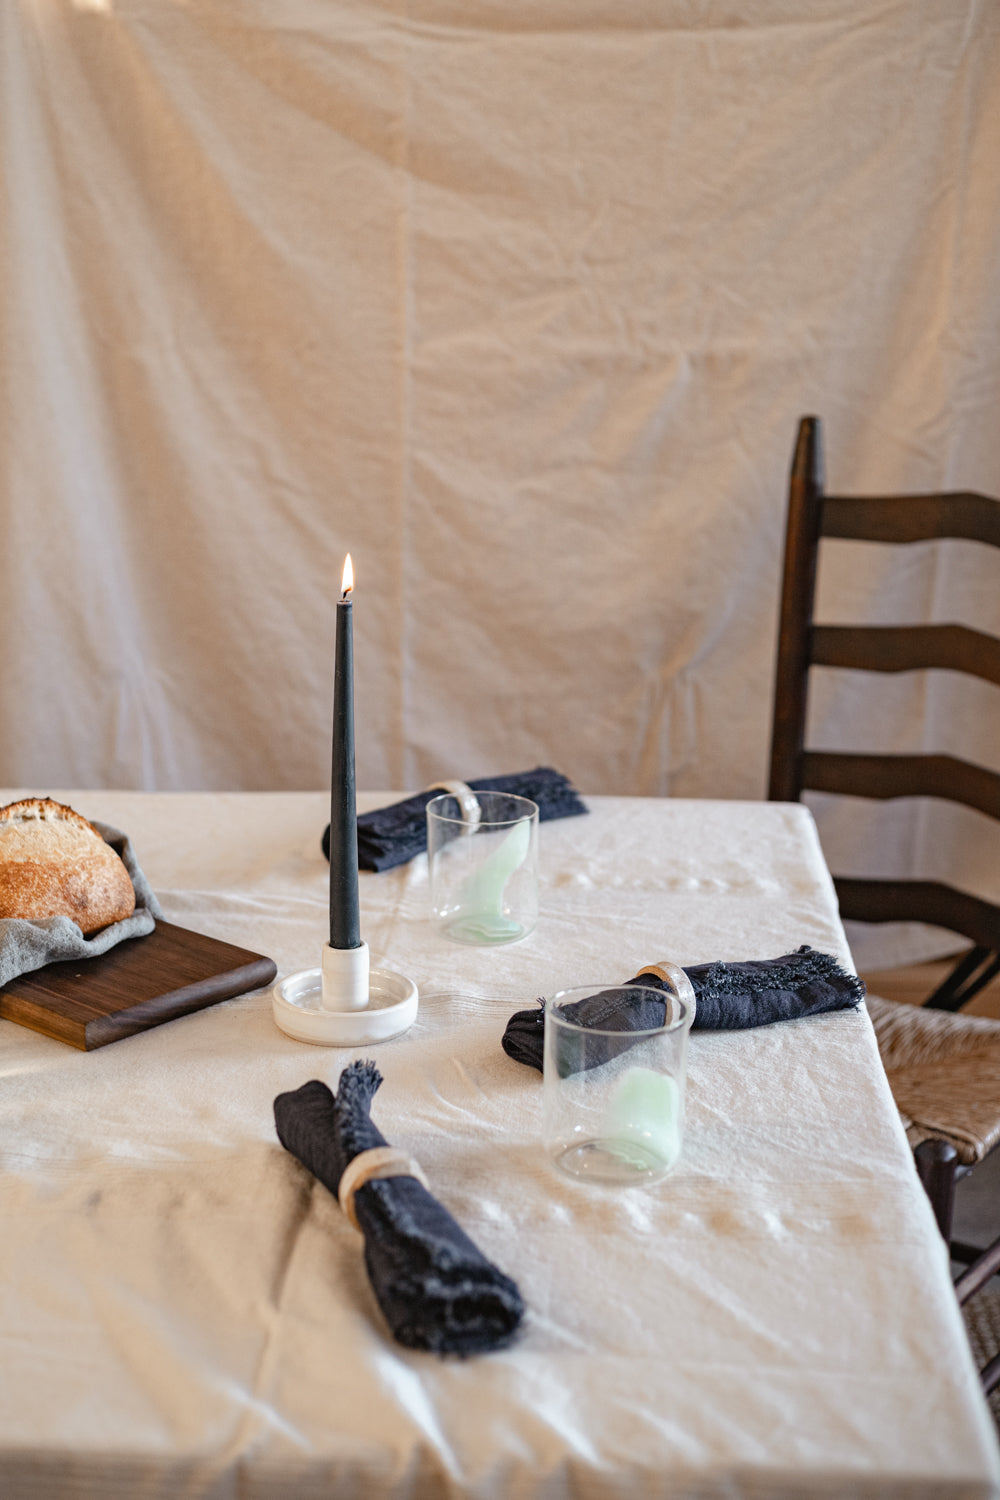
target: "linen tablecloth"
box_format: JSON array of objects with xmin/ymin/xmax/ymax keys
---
[{"xmin": 0, "ymin": 791, "xmax": 996, "ymax": 1499}]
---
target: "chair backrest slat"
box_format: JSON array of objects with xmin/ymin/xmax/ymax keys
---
[
  {"xmin": 823, "ymin": 493, "xmax": 1000, "ymax": 546},
  {"xmin": 802, "ymin": 751, "xmax": 1000, "ymax": 819},
  {"xmin": 834, "ymin": 878, "xmax": 1000, "ymax": 951},
  {"xmin": 811, "ymin": 623, "xmax": 1000, "ymax": 683}
]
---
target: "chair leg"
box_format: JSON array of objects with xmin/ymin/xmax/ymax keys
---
[
  {"xmin": 914, "ymin": 1142, "xmax": 1000, "ymax": 1399},
  {"xmin": 914, "ymin": 1138, "xmax": 959, "ymax": 1241},
  {"xmin": 925, "ymin": 947, "xmax": 1000, "ymax": 1012},
  {"xmin": 955, "ymin": 1240, "xmax": 1000, "ymax": 1305}
]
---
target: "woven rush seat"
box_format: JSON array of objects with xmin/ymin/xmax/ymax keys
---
[{"xmin": 867, "ymin": 994, "xmax": 1000, "ymax": 1167}]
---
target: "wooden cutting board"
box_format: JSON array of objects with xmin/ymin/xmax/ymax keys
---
[{"xmin": 0, "ymin": 920, "xmax": 278, "ymax": 1050}]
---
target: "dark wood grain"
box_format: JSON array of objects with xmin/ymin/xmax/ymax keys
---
[
  {"xmin": 801, "ymin": 751, "xmax": 1000, "ymax": 819},
  {"xmin": 811, "ymin": 623, "xmax": 1000, "ymax": 683},
  {"xmin": 768, "ymin": 414, "xmax": 823, "ymax": 802},
  {"xmin": 833, "ymin": 878, "xmax": 1000, "ymax": 954},
  {"xmin": 823, "ymin": 492, "xmax": 1000, "ymax": 547},
  {"xmin": 0, "ymin": 920, "xmax": 278, "ymax": 1049}
]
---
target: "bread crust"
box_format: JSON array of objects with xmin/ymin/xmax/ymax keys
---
[{"xmin": 0, "ymin": 798, "xmax": 136, "ymax": 935}]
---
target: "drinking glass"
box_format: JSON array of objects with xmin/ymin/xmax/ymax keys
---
[
  {"xmin": 426, "ymin": 791, "xmax": 539, "ymax": 945},
  {"xmin": 543, "ymin": 967, "xmax": 695, "ymax": 1184}
]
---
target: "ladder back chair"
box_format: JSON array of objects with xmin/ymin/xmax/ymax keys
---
[{"xmin": 768, "ymin": 414, "xmax": 1000, "ymax": 1394}]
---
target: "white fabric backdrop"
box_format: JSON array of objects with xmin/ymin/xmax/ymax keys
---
[{"xmin": 2, "ymin": 0, "xmax": 998, "ymax": 967}]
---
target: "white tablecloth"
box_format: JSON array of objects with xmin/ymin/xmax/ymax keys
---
[{"xmin": 1, "ymin": 791, "xmax": 997, "ymax": 1499}]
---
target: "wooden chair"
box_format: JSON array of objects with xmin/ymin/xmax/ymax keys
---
[{"xmin": 768, "ymin": 414, "xmax": 1000, "ymax": 1393}]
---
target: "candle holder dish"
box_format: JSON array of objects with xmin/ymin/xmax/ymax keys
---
[{"xmin": 271, "ymin": 962, "xmax": 418, "ymax": 1046}]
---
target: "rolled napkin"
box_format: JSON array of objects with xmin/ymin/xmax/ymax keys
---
[
  {"xmin": 273, "ymin": 1061, "xmax": 525, "ymax": 1356},
  {"xmin": 502, "ymin": 946, "xmax": 865, "ymax": 1072},
  {"xmin": 322, "ymin": 766, "xmax": 587, "ymax": 872},
  {"xmin": 0, "ymin": 821, "xmax": 162, "ymax": 990}
]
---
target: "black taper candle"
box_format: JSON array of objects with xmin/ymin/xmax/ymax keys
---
[{"xmin": 329, "ymin": 556, "xmax": 362, "ymax": 949}]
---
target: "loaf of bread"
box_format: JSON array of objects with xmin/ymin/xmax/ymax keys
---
[{"xmin": 0, "ymin": 798, "xmax": 136, "ymax": 935}]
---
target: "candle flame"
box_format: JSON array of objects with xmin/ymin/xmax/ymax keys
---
[{"xmin": 341, "ymin": 554, "xmax": 354, "ymax": 598}]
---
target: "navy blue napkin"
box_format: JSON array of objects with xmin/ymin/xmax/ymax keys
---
[
  {"xmin": 274, "ymin": 1062, "xmax": 524, "ymax": 1357},
  {"xmin": 322, "ymin": 766, "xmax": 587, "ymax": 872},
  {"xmin": 501, "ymin": 947, "xmax": 865, "ymax": 1072}
]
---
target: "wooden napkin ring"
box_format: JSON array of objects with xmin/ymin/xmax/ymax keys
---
[
  {"xmin": 425, "ymin": 781, "xmax": 482, "ymax": 826},
  {"xmin": 338, "ymin": 1147, "xmax": 430, "ymax": 1231},
  {"xmin": 635, "ymin": 963, "xmax": 674, "ymax": 985}
]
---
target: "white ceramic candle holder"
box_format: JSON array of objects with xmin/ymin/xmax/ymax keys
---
[
  {"xmin": 322, "ymin": 940, "xmax": 370, "ymax": 1012},
  {"xmin": 272, "ymin": 941, "xmax": 418, "ymax": 1046}
]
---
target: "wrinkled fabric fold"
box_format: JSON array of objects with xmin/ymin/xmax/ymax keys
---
[
  {"xmin": 501, "ymin": 947, "xmax": 866, "ymax": 1072},
  {"xmin": 273, "ymin": 1063, "xmax": 524, "ymax": 1356},
  {"xmin": 322, "ymin": 767, "xmax": 587, "ymax": 872}
]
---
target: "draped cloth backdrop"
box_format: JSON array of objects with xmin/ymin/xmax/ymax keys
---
[{"xmin": 1, "ymin": 0, "xmax": 998, "ymax": 968}]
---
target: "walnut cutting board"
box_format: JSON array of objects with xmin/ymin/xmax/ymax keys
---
[{"xmin": 0, "ymin": 920, "xmax": 278, "ymax": 1050}]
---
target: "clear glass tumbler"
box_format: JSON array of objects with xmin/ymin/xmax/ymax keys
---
[
  {"xmin": 543, "ymin": 967, "xmax": 695, "ymax": 1184},
  {"xmin": 426, "ymin": 790, "xmax": 539, "ymax": 945}
]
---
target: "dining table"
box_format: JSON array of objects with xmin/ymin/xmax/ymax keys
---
[{"xmin": 1, "ymin": 788, "xmax": 997, "ymax": 1500}]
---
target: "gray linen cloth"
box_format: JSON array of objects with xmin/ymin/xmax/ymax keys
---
[{"xmin": 0, "ymin": 822, "xmax": 163, "ymax": 989}]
